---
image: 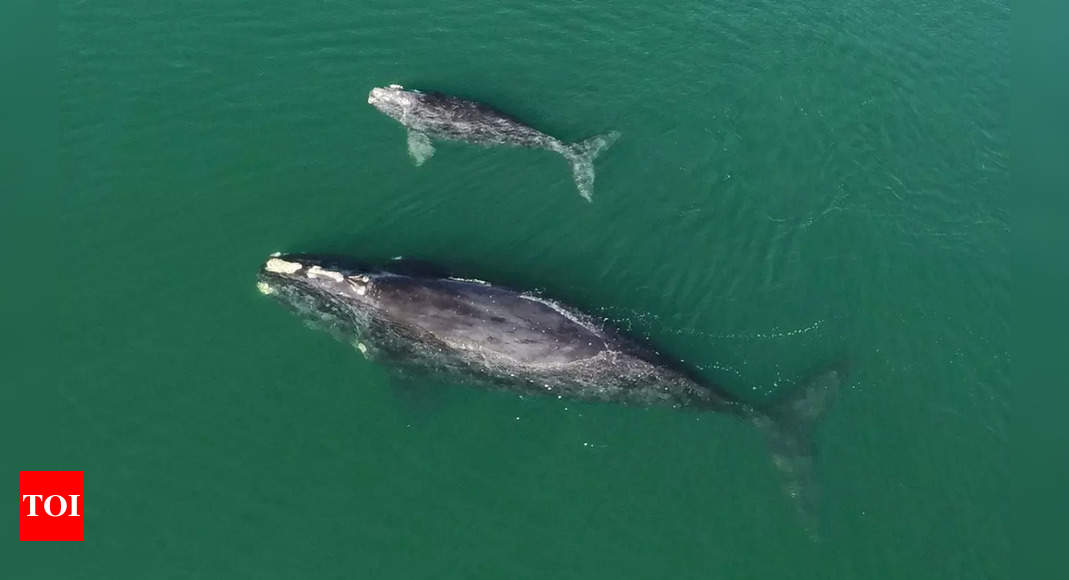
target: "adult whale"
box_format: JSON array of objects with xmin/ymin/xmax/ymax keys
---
[
  {"xmin": 256, "ymin": 253, "xmax": 841, "ymax": 535},
  {"xmin": 368, "ymin": 84, "xmax": 619, "ymax": 201}
]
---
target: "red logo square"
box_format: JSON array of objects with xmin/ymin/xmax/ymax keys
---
[{"xmin": 20, "ymin": 471, "xmax": 84, "ymax": 541}]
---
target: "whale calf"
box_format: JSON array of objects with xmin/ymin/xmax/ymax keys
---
[
  {"xmin": 368, "ymin": 84, "xmax": 619, "ymax": 201},
  {"xmin": 257, "ymin": 253, "xmax": 841, "ymax": 534}
]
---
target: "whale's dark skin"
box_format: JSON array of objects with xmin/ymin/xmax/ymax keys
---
[
  {"xmin": 258, "ymin": 253, "xmax": 741, "ymax": 410},
  {"xmin": 256, "ymin": 253, "xmax": 841, "ymax": 537},
  {"xmin": 367, "ymin": 84, "xmax": 619, "ymax": 201}
]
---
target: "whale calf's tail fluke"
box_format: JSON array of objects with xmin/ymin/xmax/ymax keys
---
[
  {"xmin": 753, "ymin": 365, "xmax": 844, "ymax": 540},
  {"xmin": 559, "ymin": 131, "xmax": 620, "ymax": 202}
]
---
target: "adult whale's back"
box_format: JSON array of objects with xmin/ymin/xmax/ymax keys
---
[
  {"xmin": 370, "ymin": 276, "xmax": 606, "ymax": 366},
  {"xmin": 368, "ymin": 84, "xmax": 619, "ymax": 201}
]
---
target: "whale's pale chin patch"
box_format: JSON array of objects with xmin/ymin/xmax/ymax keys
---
[
  {"xmin": 265, "ymin": 258, "xmax": 302, "ymax": 274},
  {"xmin": 256, "ymin": 281, "xmax": 276, "ymax": 295}
]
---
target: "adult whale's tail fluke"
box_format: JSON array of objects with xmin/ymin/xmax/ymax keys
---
[
  {"xmin": 753, "ymin": 365, "xmax": 844, "ymax": 540},
  {"xmin": 560, "ymin": 131, "xmax": 620, "ymax": 202}
]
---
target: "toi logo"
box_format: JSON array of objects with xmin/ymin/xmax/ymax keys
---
[{"xmin": 20, "ymin": 471, "xmax": 84, "ymax": 541}]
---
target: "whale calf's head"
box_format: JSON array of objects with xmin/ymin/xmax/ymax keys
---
[{"xmin": 368, "ymin": 84, "xmax": 417, "ymax": 121}]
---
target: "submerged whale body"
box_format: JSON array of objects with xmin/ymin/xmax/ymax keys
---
[
  {"xmin": 368, "ymin": 84, "xmax": 619, "ymax": 201},
  {"xmin": 257, "ymin": 253, "xmax": 841, "ymax": 535}
]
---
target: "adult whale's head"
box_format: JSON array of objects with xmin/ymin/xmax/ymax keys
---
[
  {"xmin": 367, "ymin": 84, "xmax": 417, "ymax": 122},
  {"xmin": 257, "ymin": 253, "xmax": 379, "ymax": 335}
]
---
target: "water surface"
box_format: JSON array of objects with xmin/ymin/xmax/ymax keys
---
[{"xmin": 10, "ymin": 1, "xmax": 1007, "ymax": 577}]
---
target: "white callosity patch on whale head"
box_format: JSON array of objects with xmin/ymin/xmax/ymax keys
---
[
  {"xmin": 347, "ymin": 274, "xmax": 370, "ymax": 296},
  {"xmin": 306, "ymin": 265, "xmax": 344, "ymax": 282},
  {"xmin": 368, "ymin": 85, "xmax": 417, "ymax": 121},
  {"xmin": 256, "ymin": 281, "xmax": 276, "ymax": 295},
  {"xmin": 265, "ymin": 258, "xmax": 302, "ymax": 275},
  {"xmin": 369, "ymin": 85, "xmax": 405, "ymax": 105}
]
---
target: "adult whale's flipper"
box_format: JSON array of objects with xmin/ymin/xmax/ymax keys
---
[
  {"xmin": 559, "ymin": 131, "xmax": 620, "ymax": 202},
  {"xmin": 754, "ymin": 366, "xmax": 844, "ymax": 540},
  {"xmin": 407, "ymin": 130, "xmax": 435, "ymax": 166}
]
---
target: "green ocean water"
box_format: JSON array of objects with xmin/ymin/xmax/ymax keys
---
[{"xmin": 9, "ymin": 1, "xmax": 1006, "ymax": 577}]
